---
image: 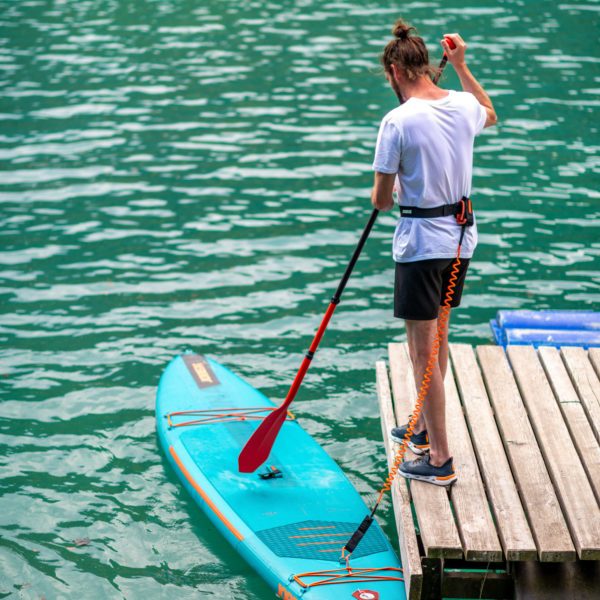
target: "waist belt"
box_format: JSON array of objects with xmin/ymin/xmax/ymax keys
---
[{"xmin": 399, "ymin": 196, "xmax": 474, "ymax": 226}]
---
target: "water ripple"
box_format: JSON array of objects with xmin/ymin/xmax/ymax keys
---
[{"xmin": 1, "ymin": 0, "xmax": 598, "ymax": 597}]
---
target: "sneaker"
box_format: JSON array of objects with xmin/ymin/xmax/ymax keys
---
[
  {"xmin": 390, "ymin": 423, "xmax": 430, "ymax": 455},
  {"xmin": 398, "ymin": 455, "xmax": 457, "ymax": 487}
]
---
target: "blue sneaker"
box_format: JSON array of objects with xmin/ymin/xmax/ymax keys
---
[
  {"xmin": 399, "ymin": 455, "xmax": 457, "ymax": 487},
  {"xmin": 390, "ymin": 424, "xmax": 430, "ymax": 455}
]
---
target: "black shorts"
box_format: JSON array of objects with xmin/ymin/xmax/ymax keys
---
[{"xmin": 394, "ymin": 258, "xmax": 470, "ymax": 321}]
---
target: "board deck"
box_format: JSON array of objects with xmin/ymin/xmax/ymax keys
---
[{"xmin": 156, "ymin": 353, "xmax": 406, "ymax": 600}]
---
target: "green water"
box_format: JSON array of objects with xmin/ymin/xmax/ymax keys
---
[{"xmin": 1, "ymin": 0, "xmax": 598, "ymax": 598}]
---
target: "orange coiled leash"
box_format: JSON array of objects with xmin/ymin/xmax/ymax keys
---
[
  {"xmin": 341, "ymin": 197, "xmax": 473, "ymax": 563},
  {"xmin": 376, "ymin": 242, "xmax": 462, "ymax": 500}
]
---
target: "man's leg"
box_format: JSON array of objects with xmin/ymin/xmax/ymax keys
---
[
  {"xmin": 406, "ymin": 313, "xmax": 450, "ymax": 433},
  {"xmin": 406, "ymin": 317, "xmax": 451, "ymax": 467},
  {"xmin": 438, "ymin": 310, "xmax": 450, "ymax": 381},
  {"xmin": 405, "ymin": 323, "xmax": 427, "ymax": 435}
]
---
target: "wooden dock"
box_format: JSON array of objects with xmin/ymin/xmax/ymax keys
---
[{"xmin": 376, "ymin": 343, "xmax": 600, "ymax": 600}]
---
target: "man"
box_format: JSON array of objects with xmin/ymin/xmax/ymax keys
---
[{"xmin": 371, "ymin": 20, "xmax": 497, "ymax": 486}]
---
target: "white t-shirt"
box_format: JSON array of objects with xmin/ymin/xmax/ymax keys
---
[{"xmin": 372, "ymin": 90, "xmax": 487, "ymax": 263}]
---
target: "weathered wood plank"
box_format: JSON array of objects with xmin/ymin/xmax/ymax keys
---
[
  {"xmin": 477, "ymin": 345, "xmax": 575, "ymax": 562},
  {"xmin": 388, "ymin": 343, "xmax": 463, "ymax": 559},
  {"xmin": 589, "ymin": 348, "xmax": 600, "ymax": 380},
  {"xmin": 539, "ymin": 346, "xmax": 600, "ymax": 505},
  {"xmin": 376, "ymin": 361, "xmax": 423, "ymax": 600},
  {"xmin": 507, "ymin": 345, "xmax": 600, "ymax": 560},
  {"xmin": 561, "ymin": 346, "xmax": 600, "ymax": 444},
  {"xmin": 450, "ymin": 343, "xmax": 537, "ymax": 561},
  {"xmin": 444, "ymin": 360, "xmax": 503, "ymax": 562}
]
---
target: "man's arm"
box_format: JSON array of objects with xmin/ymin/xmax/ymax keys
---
[
  {"xmin": 371, "ymin": 172, "xmax": 396, "ymax": 211},
  {"xmin": 441, "ymin": 34, "xmax": 497, "ymax": 128}
]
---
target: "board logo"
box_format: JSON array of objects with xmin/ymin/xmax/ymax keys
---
[
  {"xmin": 192, "ymin": 362, "xmax": 213, "ymax": 384},
  {"xmin": 352, "ymin": 591, "xmax": 379, "ymax": 600},
  {"xmin": 183, "ymin": 355, "xmax": 219, "ymax": 389}
]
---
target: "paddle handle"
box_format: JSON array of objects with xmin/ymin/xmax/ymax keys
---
[
  {"xmin": 433, "ymin": 36, "xmax": 456, "ymax": 85},
  {"xmin": 280, "ymin": 208, "xmax": 379, "ymax": 410}
]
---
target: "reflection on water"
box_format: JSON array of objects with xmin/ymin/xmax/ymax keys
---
[{"xmin": 0, "ymin": 0, "xmax": 598, "ymax": 597}]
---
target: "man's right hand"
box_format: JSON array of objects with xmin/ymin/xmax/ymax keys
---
[
  {"xmin": 440, "ymin": 33, "xmax": 467, "ymax": 69},
  {"xmin": 440, "ymin": 33, "xmax": 497, "ymax": 129}
]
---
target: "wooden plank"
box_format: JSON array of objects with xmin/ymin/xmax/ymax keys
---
[
  {"xmin": 589, "ymin": 348, "xmax": 600, "ymax": 379},
  {"xmin": 561, "ymin": 346, "xmax": 600, "ymax": 444},
  {"xmin": 477, "ymin": 345, "xmax": 575, "ymax": 562},
  {"xmin": 388, "ymin": 343, "xmax": 463, "ymax": 559},
  {"xmin": 444, "ymin": 360, "xmax": 503, "ymax": 562},
  {"xmin": 450, "ymin": 343, "xmax": 537, "ymax": 561},
  {"xmin": 507, "ymin": 345, "xmax": 600, "ymax": 560},
  {"xmin": 376, "ymin": 361, "xmax": 423, "ymax": 600},
  {"xmin": 538, "ymin": 347, "xmax": 600, "ymax": 505}
]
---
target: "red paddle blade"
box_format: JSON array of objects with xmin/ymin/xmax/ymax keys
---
[{"xmin": 238, "ymin": 406, "xmax": 287, "ymax": 472}]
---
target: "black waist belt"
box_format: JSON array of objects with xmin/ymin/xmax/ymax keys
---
[{"xmin": 399, "ymin": 196, "xmax": 474, "ymax": 226}]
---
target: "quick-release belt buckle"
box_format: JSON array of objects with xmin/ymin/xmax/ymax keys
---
[{"xmin": 455, "ymin": 196, "xmax": 474, "ymax": 227}]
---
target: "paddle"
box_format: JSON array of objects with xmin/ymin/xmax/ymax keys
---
[
  {"xmin": 238, "ymin": 208, "xmax": 380, "ymax": 472},
  {"xmin": 238, "ymin": 36, "xmax": 457, "ymax": 474}
]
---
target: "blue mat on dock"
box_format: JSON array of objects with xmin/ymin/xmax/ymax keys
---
[{"xmin": 490, "ymin": 310, "xmax": 600, "ymax": 348}]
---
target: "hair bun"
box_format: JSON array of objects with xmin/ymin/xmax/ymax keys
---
[{"xmin": 392, "ymin": 19, "xmax": 415, "ymax": 40}]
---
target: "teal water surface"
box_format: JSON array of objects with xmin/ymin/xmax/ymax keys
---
[{"xmin": 1, "ymin": 0, "xmax": 599, "ymax": 598}]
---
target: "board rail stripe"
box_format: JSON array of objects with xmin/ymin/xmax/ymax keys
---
[{"xmin": 169, "ymin": 445, "xmax": 244, "ymax": 542}]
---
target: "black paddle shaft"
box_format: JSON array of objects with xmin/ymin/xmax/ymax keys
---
[
  {"xmin": 432, "ymin": 55, "xmax": 448, "ymax": 85},
  {"xmin": 332, "ymin": 208, "xmax": 379, "ymax": 304}
]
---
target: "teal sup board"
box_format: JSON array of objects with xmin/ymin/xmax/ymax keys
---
[{"xmin": 156, "ymin": 353, "xmax": 405, "ymax": 599}]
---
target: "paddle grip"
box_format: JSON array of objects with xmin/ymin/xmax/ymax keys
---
[
  {"xmin": 445, "ymin": 36, "xmax": 457, "ymax": 50},
  {"xmin": 343, "ymin": 514, "xmax": 374, "ymax": 555}
]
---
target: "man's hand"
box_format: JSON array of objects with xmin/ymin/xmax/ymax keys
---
[
  {"xmin": 440, "ymin": 33, "xmax": 466, "ymax": 68},
  {"xmin": 440, "ymin": 32, "xmax": 497, "ymax": 128},
  {"xmin": 371, "ymin": 172, "xmax": 396, "ymax": 211}
]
